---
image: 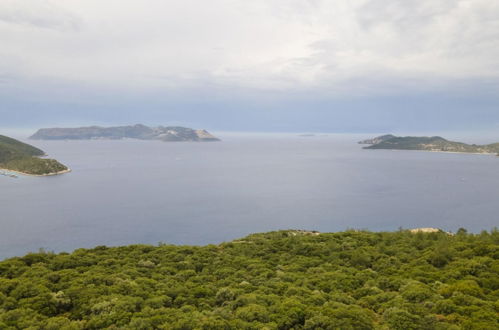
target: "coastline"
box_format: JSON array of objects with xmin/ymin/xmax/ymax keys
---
[
  {"xmin": 425, "ymin": 150, "xmax": 497, "ymax": 156},
  {"xmin": 0, "ymin": 167, "xmax": 72, "ymax": 177},
  {"xmin": 368, "ymin": 148, "xmax": 498, "ymax": 156}
]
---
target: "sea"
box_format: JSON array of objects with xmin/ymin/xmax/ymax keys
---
[{"xmin": 1, "ymin": 133, "xmax": 498, "ymax": 259}]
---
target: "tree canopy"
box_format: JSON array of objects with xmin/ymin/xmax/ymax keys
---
[{"xmin": 0, "ymin": 229, "xmax": 497, "ymax": 329}]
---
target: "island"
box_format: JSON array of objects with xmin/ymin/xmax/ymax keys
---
[
  {"xmin": 360, "ymin": 134, "xmax": 499, "ymax": 155},
  {"xmin": 358, "ymin": 134, "xmax": 396, "ymax": 145},
  {"xmin": 0, "ymin": 135, "xmax": 69, "ymax": 176},
  {"xmin": 30, "ymin": 124, "xmax": 220, "ymax": 142},
  {"xmin": 0, "ymin": 228, "xmax": 496, "ymax": 329}
]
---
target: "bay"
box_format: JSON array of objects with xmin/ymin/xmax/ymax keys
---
[{"xmin": 1, "ymin": 133, "xmax": 498, "ymax": 259}]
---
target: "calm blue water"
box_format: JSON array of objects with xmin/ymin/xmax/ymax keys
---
[{"xmin": 1, "ymin": 134, "xmax": 498, "ymax": 259}]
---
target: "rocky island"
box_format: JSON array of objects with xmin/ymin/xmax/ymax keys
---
[
  {"xmin": 0, "ymin": 135, "xmax": 69, "ymax": 176},
  {"xmin": 361, "ymin": 134, "xmax": 499, "ymax": 156},
  {"xmin": 358, "ymin": 134, "xmax": 396, "ymax": 145},
  {"xmin": 30, "ymin": 124, "xmax": 220, "ymax": 142}
]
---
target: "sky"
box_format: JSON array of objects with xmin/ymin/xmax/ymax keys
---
[{"xmin": 1, "ymin": 0, "xmax": 499, "ymax": 134}]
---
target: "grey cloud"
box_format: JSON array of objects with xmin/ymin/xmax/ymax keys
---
[
  {"xmin": 0, "ymin": 0, "xmax": 81, "ymax": 31},
  {"xmin": 357, "ymin": 0, "xmax": 456, "ymax": 30},
  {"xmin": 0, "ymin": 73, "xmax": 16, "ymax": 83},
  {"xmin": 0, "ymin": 0, "xmax": 498, "ymax": 133},
  {"xmin": 1, "ymin": 0, "xmax": 498, "ymax": 93}
]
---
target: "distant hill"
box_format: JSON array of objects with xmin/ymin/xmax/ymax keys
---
[
  {"xmin": 30, "ymin": 124, "xmax": 220, "ymax": 142},
  {"xmin": 0, "ymin": 135, "xmax": 69, "ymax": 176},
  {"xmin": 358, "ymin": 134, "xmax": 396, "ymax": 145},
  {"xmin": 361, "ymin": 135, "xmax": 499, "ymax": 155}
]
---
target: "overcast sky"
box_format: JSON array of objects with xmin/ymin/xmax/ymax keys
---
[{"xmin": 1, "ymin": 0, "xmax": 499, "ymax": 133}]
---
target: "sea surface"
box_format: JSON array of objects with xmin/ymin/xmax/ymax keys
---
[{"xmin": 1, "ymin": 133, "xmax": 498, "ymax": 259}]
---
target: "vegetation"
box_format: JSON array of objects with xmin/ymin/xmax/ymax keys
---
[
  {"xmin": 0, "ymin": 229, "xmax": 497, "ymax": 329},
  {"xmin": 0, "ymin": 135, "xmax": 45, "ymax": 160},
  {"xmin": 0, "ymin": 135, "xmax": 68, "ymax": 175},
  {"xmin": 1, "ymin": 157, "xmax": 68, "ymax": 176},
  {"xmin": 362, "ymin": 135, "xmax": 499, "ymax": 155}
]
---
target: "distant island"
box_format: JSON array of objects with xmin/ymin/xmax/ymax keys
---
[
  {"xmin": 360, "ymin": 134, "xmax": 499, "ymax": 156},
  {"xmin": 0, "ymin": 135, "xmax": 69, "ymax": 176},
  {"xmin": 358, "ymin": 134, "xmax": 396, "ymax": 145},
  {"xmin": 30, "ymin": 124, "xmax": 220, "ymax": 142}
]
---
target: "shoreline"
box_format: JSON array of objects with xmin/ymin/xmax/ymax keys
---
[
  {"xmin": 0, "ymin": 167, "xmax": 72, "ymax": 177},
  {"xmin": 368, "ymin": 148, "xmax": 498, "ymax": 156},
  {"xmin": 414, "ymin": 149, "xmax": 496, "ymax": 156},
  {"xmin": 426, "ymin": 150, "xmax": 497, "ymax": 156}
]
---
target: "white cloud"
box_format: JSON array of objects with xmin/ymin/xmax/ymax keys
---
[{"xmin": 0, "ymin": 0, "xmax": 498, "ymax": 95}]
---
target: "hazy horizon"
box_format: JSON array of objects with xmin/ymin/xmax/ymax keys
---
[{"xmin": 3, "ymin": 126, "xmax": 499, "ymax": 147}]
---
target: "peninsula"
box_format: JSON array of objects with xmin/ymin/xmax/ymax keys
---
[
  {"xmin": 30, "ymin": 124, "xmax": 220, "ymax": 142},
  {"xmin": 0, "ymin": 135, "xmax": 69, "ymax": 176},
  {"xmin": 360, "ymin": 135, "xmax": 499, "ymax": 155}
]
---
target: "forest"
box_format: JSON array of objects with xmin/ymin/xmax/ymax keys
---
[{"xmin": 0, "ymin": 229, "xmax": 497, "ymax": 329}]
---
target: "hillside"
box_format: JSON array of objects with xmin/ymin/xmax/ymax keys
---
[
  {"xmin": 0, "ymin": 135, "xmax": 68, "ymax": 176},
  {"xmin": 0, "ymin": 135, "xmax": 45, "ymax": 160},
  {"xmin": 0, "ymin": 229, "xmax": 497, "ymax": 329},
  {"xmin": 362, "ymin": 135, "xmax": 499, "ymax": 155},
  {"xmin": 358, "ymin": 134, "xmax": 396, "ymax": 145},
  {"xmin": 30, "ymin": 124, "xmax": 220, "ymax": 142}
]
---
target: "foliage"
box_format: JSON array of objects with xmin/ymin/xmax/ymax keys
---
[
  {"xmin": 0, "ymin": 135, "xmax": 67, "ymax": 175},
  {"xmin": 0, "ymin": 135, "xmax": 44, "ymax": 163},
  {"xmin": 2, "ymin": 157, "xmax": 68, "ymax": 175},
  {"xmin": 0, "ymin": 229, "xmax": 498, "ymax": 329}
]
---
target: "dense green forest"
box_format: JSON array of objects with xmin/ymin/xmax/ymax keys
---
[
  {"xmin": 0, "ymin": 229, "xmax": 497, "ymax": 329},
  {"xmin": 0, "ymin": 135, "xmax": 68, "ymax": 175}
]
